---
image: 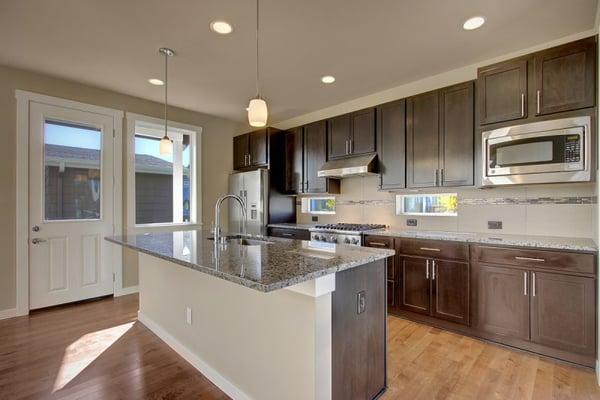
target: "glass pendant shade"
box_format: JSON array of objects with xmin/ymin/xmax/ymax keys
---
[
  {"xmin": 159, "ymin": 135, "xmax": 173, "ymax": 155},
  {"xmin": 247, "ymin": 97, "xmax": 268, "ymax": 127}
]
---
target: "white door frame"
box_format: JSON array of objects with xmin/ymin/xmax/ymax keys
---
[{"xmin": 15, "ymin": 90, "xmax": 124, "ymax": 316}]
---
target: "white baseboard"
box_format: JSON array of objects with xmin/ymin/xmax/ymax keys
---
[
  {"xmin": 137, "ymin": 311, "xmax": 251, "ymax": 400},
  {"xmin": 0, "ymin": 308, "xmax": 17, "ymax": 320},
  {"xmin": 115, "ymin": 285, "xmax": 139, "ymax": 297}
]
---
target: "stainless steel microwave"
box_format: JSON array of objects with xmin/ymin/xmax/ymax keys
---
[{"xmin": 481, "ymin": 116, "xmax": 591, "ymax": 186}]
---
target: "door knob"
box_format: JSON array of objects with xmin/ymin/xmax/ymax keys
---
[
  {"xmin": 31, "ymin": 238, "xmax": 46, "ymax": 244},
  {"xmin": 32, "ymin": 225, "xmax": 40, "ymax": 232}
]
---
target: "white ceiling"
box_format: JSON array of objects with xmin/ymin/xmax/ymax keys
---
[{"xmin": 0, "ymin": 0, "xmax": 597, "ymax": 124}]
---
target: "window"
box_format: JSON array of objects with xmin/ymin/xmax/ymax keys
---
[
  {"xmin": 44, "ymin": 120, "xmax": 102, "ymax": 220},
  {"xmin": 127, "ymin": 115, "xmax": 200, "ymax": 227},
  {"xmin": 302, "ymin": 197, "xmax": 336, "ymax": 214},
  {"xmin": 396, "ymin": 193, "xmax": 458, "ymax": 216}
]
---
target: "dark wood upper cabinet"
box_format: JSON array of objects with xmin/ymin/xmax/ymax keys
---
[
  {"xmin": 350, "ymin": 108, "xmax": 376, "ymax": 155},
  {"xmin": 406, "ymin": 90, "xmax": 440, "ymax": 188},
  {"xmin": 233, "ymin": 134, "xmax": 249, "ymax": 170},
  {"xmin": 327, "ymin": 108, "xmax": 376, "ymax": 160},
  {"xmin": 327, "ymin": 114, "xmax": 351, "ymax": 159},
  {"xmin": 534, "ymin": 37, "xmax": 596, "ymax": 116},
  {"xmin": 473, "ymin": 264, "xmax": 530, "ymax": 341},
  {"xmin": 304, "ymin": 120, "xmax": 329, "ymax": 193},
  {"xmin": 439, "ymin": 81, "xmax": 474, "ymax": 187},
  {"xmin": 431, "ymin": 260, "xmax": 469, "ymax": 325},
  {"xmin": 399, "ymin": 256, "xmax": 431, "ymax": 315},
  {"xmin": 377, "ymin": 99, "xmax": 406, "ymax": 190},
  {"xmin": 283, "ymin": 127, "xmax": 304, "ymax": 194},
  {"xmin": 530, "ymin": 272, "xmax": 595, "ymax": 356},
  {"xmin": 478, "ymin": 59, "xmax": 528, "ymax": 125},
  {"xmin": 248, "ymin": 129, "xmax": 268, "ymax": 166}
]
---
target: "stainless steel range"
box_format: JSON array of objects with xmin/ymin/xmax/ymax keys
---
[{"xmin": 309, "ymin": 223, "xmax": 386, "ymax": 246}]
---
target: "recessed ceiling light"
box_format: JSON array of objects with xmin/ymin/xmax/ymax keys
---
[
  {"xmin": 210, "ymin": 20, "xmax": 233, "ymax": 35},
  {"xmin": 463, "ymin": 16, "xmax": 485, "ymax": 30},
  {"xmin": 321, "ymin": 75, "xmax": 336, "ymax": 84},
  {"xmin": 148, "ymin": 78, "xmax": 164, "ymax": 86}
]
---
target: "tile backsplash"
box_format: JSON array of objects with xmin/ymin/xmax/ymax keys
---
[{"xmin": 296, "ymin": 176, "xmax": 597, "ymax": 239}]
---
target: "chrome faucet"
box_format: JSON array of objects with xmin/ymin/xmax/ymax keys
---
[{"xmin": 213, "ymin": 194, "xmax": 247, "ymax": 244}]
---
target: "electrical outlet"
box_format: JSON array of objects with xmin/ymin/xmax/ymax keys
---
[
  {"xmin": 312, "ymin": 216, "xmax": 318, "ymax": 222},
  {"xmin": 406, "ymin": 218, "xmax": 417, "ymax": 227},
  {"xmin": 488, "ymin": 221, "xmax": 503, "ymax": 230},
  {"xmin": 186, "ymin": 307, "xmax": 192, "ymax": 325}
]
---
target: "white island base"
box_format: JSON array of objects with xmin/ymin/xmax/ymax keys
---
[{"xmin": 137, "ymin": 253, "xmax": 340, "ymax": 400}]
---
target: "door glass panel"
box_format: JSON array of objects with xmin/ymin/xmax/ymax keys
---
[
  {"xmin": 182, "ymin": 134, "xmax": 191, "ymax": 223},
  {"xmin": 44, "ymin": 120, "xmax": 102, "ymax": 221}
]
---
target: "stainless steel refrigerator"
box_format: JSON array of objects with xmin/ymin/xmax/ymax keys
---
[{"xmin": 228, "ymin": 169, "xmax": 269, "ymax": 235}]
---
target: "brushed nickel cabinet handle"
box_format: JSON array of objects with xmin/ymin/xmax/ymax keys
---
[
  {"xmin": 420, "ymin": 247, "xmax": 441, "ymax": 252},
  {"xmin": 350, "ymin": 139, "xmax": 354, "ymax": 154},
  {"xmin": 521, "ymin": 93, "xmax": 525, "ymax": 117},
  {"xmin": 248, "ymin": 153, "xmax": 252, "ymax": 165},
  {"xmin": 536, "ymin": 90, "xmax": 541, "ymax": 115},
  {"xmin": 281, "ymin": 233, "xmax": 294, "ymax": 237},
  {"xmin": 532, "ymin": 272, "xmax": 536, "ymax": 297},
  {"xmin": 515, "ymin": 256, "xmax": 545, "ymax": 262},
  {"xmin": 426, "ymin": 259, "xmax": 430, "ymax": 279},
  {"xmin": 523, "ymin": 271, "xmax": 528, "ymax": 296},
  {"xmin": 369, "ymin": 242, "xmax": 388, "ymax": 247},
  {"xmin": 432, "ymin": 260, "xmax": 436, "ymax": 280}
]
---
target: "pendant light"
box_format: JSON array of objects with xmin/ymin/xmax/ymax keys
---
[
  {"xmin": 159, "ymin": 47, "xmax": 175, "ymax": 155},
  {"xmin": 247, "ymin": 0, "xmax": 268, "ymax": 127}
]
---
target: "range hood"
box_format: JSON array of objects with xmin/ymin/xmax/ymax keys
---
[{"xmin": 317, "ymin": 153, "xmax": 378, "ymax": 178}]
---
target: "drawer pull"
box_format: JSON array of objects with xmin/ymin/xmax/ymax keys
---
[
  {"xmin": 515, "ymin": 256, "xmax": 545, "ymax": 262},
  {"xmin": 369, "ymin": 242, "xmax": 388, "ymax": 247},
  {"xmin": 281, "ymin": 233, "xmax": 294, "ymax": 237},
  {"xmin": 523, "ymin": 272, "xmax": 527, "ymax": 296},
  {"xmin": 420, "ymin": 247, "xmax": 441, "ymax": 252}
]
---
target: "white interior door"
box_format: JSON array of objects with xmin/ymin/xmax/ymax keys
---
[{"xmin": 29, "ymin": 102, "xmax": 115, "ymax": 310}]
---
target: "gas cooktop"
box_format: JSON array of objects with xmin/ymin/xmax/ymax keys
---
[{"xmin": 312, "ymin": 223, "xmax": 387, "ymax": 232}]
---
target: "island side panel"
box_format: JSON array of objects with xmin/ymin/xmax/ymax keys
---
[
  {"xmin": 137, "ymin": 253, "xmax": 332, "ymax": 400},
  {"xmin": 332, "ymin": 259, "xmax": 387, "ymax": 400}
]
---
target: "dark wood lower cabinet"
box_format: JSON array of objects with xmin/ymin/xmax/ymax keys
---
[
  {"xmin": 530, "ymin": 272, "xmax": 596, "ymax": 356},
  {"xmin": 332, "ymin": 260, "xmax": 386, "ymax": 400},
  {"xmin": 473, "ymin": 264, "xmax": 530, "ymax": 341},
  {"xmin": 399, "ymin": 256, "xmax": 431, "ymax": 315},
  {"xmin": 431, "ymin": 260, "xmax": 469, "ymax": 325}
]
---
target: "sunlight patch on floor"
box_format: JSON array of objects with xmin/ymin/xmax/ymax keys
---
[{"xmin": 52, "ymin": 322, "xmax": 134, "ymax": 393}]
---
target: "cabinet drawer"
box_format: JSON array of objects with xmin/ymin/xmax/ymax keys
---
[
  {"xmin": 268, "ymin": 227, "xmax": 310, "ymax": 241},
  {"xmin": 473, "ymin": 245, "xmax": 595, "ymax": 275},
  {"xmin": 397, "ymin": 238, "xmax": 468, "ymax": 262},
  {"xmin": 364, "ymin": 235, "xmax": 394, "ymax": 249}
]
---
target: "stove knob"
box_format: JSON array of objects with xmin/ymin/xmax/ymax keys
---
[
  {"xmin": 344, "ymin": 238, "xmax": 351, "ymax": 244},
  {"xmin": 330, "ymin": 236, "xmax": 337, "ymax": 243},
  {"xmin": 313, "ymin": 235, "xmax": 320, "ymax": 241},
  {"xmin": 351, "ymin": 238, "xmax": 359, "ymax": 245}
]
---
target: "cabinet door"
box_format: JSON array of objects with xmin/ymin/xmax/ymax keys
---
[
  {"xmin": 431, "ymin": 260, "xmax": 469, "ymax": 325},
  {"xmin": 534, "ymin": 38, "xmax": 596, "ymax": 115},
  {"xmin": 399, "ymin": 256, "xmax": 430, "ymax": 315},
  {"xmin": 233, "ymin": 134, "xmax": 249, "ymax": 170},
  {"xmin": 377, "ymin": 100, "xmax": 406, "ymax": 190},
  {"xmin": 406, "ymin": 91, "xmax": 439, "ymax": 188},
  {"xmin": 478, "ymin": 60, "xmax": 527, "ymax": 125},
  {"xmin": 350, "ymin": 108, "xmax": 376, "ymax": 155},
  {"xmin": 249, "ymin": 129, "xmax": 268, "ymax": 166},
  {"xmin": 327, "ymin": 114, "xmax": 351, "ymax": 159},
  {"xmin": 473, "ymin": 264, "xmax": 530, "ymax": 340},
  {"xmin": 289, "ymin": 127, "xmax": 304, "ymax": 193},
  {"xmin": 304, "ymin": 120, "xmax": 328, "ymax": 193},
  {"xmin": 530, "ymin": 272, "xmax": 595, "ymax": 356},
  {"xmin": 439, "ymin": 82, "xmax": 474, "ymax": 187}
]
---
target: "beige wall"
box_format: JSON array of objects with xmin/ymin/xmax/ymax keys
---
[{"xmin": 0, "ymin": 64, "xmax": 245, "ymax": 311}]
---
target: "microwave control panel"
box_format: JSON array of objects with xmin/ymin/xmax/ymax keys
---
[{"xmin": 564, "ymin": 135, "xmax": 581, "ymax": 163}]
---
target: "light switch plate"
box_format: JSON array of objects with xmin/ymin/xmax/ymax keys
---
[
  {"xmin": 312, "ymin": 216, "xmax": 318, "ymax": 222},
  {"xmin": 407, "ymin": 219, "xmax": 417, "ymax": 227},
  {"xmin": 488, "ymin": 221, "xmax": 503, "ymax": 230}
]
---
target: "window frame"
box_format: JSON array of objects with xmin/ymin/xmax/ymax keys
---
[
  {"xmin": 301, "ymin": 196, "xmax": 336, "ymax": 215},
  {"xmin": 125, "ymin": 113, "xmax": 202, "ymax": 233},
  {"xmin": 396, "ymin": 193, "xmax": 458, "ymax": 217}
]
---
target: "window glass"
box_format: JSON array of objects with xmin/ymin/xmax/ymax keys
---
[
  {"xmin": 44, "ymin": 120, "xmax": 102, "ymax": 220},
  {"xmin": 302, "ymin": 197, "xmax": 336, "ymax": 214},
  {"xmin": 182, "ymin": 134, "xmax": 191, "ymax": 223},
  {"xmin": 396, "ymin": 194, "xmax": 458, "ymax": 216}
]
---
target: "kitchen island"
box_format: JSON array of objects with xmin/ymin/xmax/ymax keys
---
[{"xmin": 106, "ymin": 230, "xmax": 394, "ymax": 400}]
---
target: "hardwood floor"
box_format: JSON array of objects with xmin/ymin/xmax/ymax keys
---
[{"xmin": 0, "ymin": 294, "xmax": 598, "ymax": 399}]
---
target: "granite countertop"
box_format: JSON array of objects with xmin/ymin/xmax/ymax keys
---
[
  {"xmin": 267, "ymin": 223, "xmax": 317, "ymax": 230},
  {"xmin": 372, "ymin": 229, "xmax": 597, "ymax": 253},
  {"xmin": 105, "ymin": 230, "xmax": 394, "ymax": 292}
]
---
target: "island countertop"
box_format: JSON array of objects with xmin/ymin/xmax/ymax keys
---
[{"xmin": 105, "ymin": 230, "xmax": 395, "ymax": 293}]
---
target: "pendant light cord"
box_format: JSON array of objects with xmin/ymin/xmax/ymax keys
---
[
  {"xmin": 255, "ymin": 0, "xmax": 260, "ymax": 98},
  {"xmin": 164, "ymin": 50, "xmax": 168, "ymax": 138}
]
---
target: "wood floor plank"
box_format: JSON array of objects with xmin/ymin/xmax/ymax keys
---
[{"xmin": 0, "ymin": 295, "xmax": 599, "ymax": 399}]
